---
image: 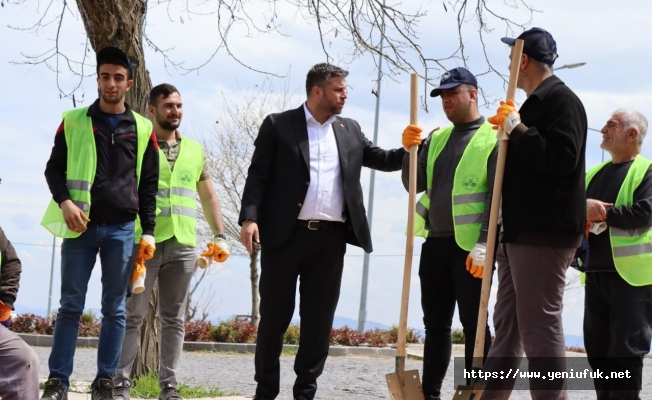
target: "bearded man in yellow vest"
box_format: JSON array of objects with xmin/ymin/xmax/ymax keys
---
[
  {"xmin": 113, "ymin": 84, "xmax": 230, "ymax": 400},
  {"xmin": 583, "ymin": 109, "xmax": 652, "ymax": 400},
  {"xmin": 400, "ymin": 67, "xmax": 497, "ymax": 400},
  {"xmin": 41, "ymin": 47, "xmax": 160, "ymax": 400}
]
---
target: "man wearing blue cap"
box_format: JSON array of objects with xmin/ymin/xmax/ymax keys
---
[
  {"xmin": 401, "ymin": 67, "xmax": 496, "ymax": 400},
  {"xmin": 478, "ymin": 28, "xmax": 588, "ymax": 399},
  {"xmin": 41, "ymin": 46, "xmax": 160, "ymax": 400}
]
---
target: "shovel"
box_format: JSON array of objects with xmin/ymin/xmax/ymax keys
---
[
  {"xmin": 385, "ymin": 73, "xmax": 425, "ymax": 400},
  {"xmin": 451, "ymin": 39, "xmax": 524, "ymax": 400}
]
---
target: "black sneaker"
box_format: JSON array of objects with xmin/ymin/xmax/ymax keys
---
[
  {"xmin": 159, "ymin": 383, "xmax": 181, "ymax": 400},
  {"xmin": 41, "ymin": 378, "xmax": 68, "ymax": 400},
  {"xmin": 113, "ymin": 379, "xmax": 132, "ymax": 400},
  {"xmin": 92, "ymin": 378, "xmax": 114, "ymax": 400}
]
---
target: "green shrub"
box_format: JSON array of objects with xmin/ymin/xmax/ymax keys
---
[
  {"xmin": 210, "ymin": 319, "xmax": 257, "ymax": 343},
  {"xmin": 330, "ymin": 325, "xmax": 365, "ymax": 346},
  {"xmin": 184, "ymin": 320, "xmax": 213, "ymax": 342},
  {"xmin": 283, "ymin": 324, "xmax": 301, "ymax": 345},
  {"xmin": 387, "ymin": 325, "xmax": 422, "ymax": 344},
  {"xmin": 10, "ymin": 311, "xmax": 101, "ymax": 337},
  {"xmin": 451, "ymin": 328, "xmax": 465, "ymax": 344}
]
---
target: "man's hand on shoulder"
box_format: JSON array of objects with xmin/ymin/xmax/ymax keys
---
[
  {"xmin": 240, "ymin": 220, "xmax": 260, "ymax": 254},
  {"xmin": 60, "ymin": 199, "xmax": 90, "ymax": 233}
]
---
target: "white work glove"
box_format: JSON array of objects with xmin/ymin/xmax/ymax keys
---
[
  {"xmin": 141, "ymin": 234, "xmax": 156, "ymax": 249},
  {"xmin": 470, "ymin": 243, "xmax": 486, "ymax": 267},
  {"xmin": 215, "ymin": 237, "xmax": 230, "ymax": 261},
  {"xmin": 589, "ymin": 222, "xmax": 608, "ymax": 235},
  {"xmin": 466, "ymin": 243, "xmax": 487, "ymax": 279},
  {"xmin": 503, "ymin": 111, "xmax": 521, "ymax": 135}
]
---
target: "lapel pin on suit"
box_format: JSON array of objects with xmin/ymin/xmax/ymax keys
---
[{"xmin": 340, "ymin": 123, "xmax": 344, "ymax": 128}]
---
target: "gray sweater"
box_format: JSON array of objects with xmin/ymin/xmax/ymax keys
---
[{"xmin": 401, "ymin": 117, "xmax": 497, "ymax": 243}]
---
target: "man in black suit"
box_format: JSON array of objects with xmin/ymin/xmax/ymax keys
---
[{"xmin": 239, "ymin": 63, "xmax": 420, "ymax": 400}]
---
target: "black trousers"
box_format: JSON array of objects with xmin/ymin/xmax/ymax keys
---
[
  {"xmin": 254, "ymin": 224, "xmax": 347, "ymax": 400},
  {"xmin": 584, "ymin": 272, "xmax": 652, "ymax": 400},
  {"xmin": 419, "ymin": 236, "xmax": 492, "ymax": 397}
]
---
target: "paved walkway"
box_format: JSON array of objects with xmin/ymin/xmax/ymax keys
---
[{"xmin": 33, "ymin": 346, "xmax": 651, "ymax": 399}]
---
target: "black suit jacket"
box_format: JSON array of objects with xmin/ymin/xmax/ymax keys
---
[{"xmin": 239, "ymin": 105, "xmax": 405, "ymax": 253}]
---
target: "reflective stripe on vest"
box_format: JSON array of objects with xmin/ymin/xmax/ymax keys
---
[
  {"xmin": 41, "ymin": 106, "xmax": 152, "ymax": 238},
  {"xmin": 585, "ymin": 155, "xmax": 652, "ymax": 286},
  {"xmin": 137, "ymin": 136, "xmax": 204, "ymax": 246},
  {"xmin": 412, "ymin": 122, "xmax": 496, "ymax": 251}
]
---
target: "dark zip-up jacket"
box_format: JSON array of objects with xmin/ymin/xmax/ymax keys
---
[
  {"xmin": 44, "ymin": 99, "xmax": 159, "ymax": 234},
  {"xmin": 0, "ymin": 226, "xmax": 21, "ymax": 308},
  {"xmin": 502, "ymin": 75, "xmax": 587, "ymax": 247}
]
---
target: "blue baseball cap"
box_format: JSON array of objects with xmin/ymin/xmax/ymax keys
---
[
  {"xmin": 501, "ymin": 27, "xmax": 558, "ymax": 66},
  {"xmin": 430, "ymin": 67, "xmax": 478, "ymax": 97}
]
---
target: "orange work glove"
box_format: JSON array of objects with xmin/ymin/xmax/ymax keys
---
[
  {"xmin": 132, "ymin": 234, "xmax": 155, "ymax": 286},
  {"xmin": 0, "ymin": 300, "xmax": 12, "ymax": 328},
  {"xmin": 131, "ymin": 258, "xmax": 146, "ymax": 285},
  {"xmin": 465, "ymin": 243, "xmax": 487, "ymax": 279},
  {"xmin": 201, "ymin": 238, "xmax": 231, "ymax": 263},
  {"xmin": 466, "ymin": 255, "xmax": 484, "ymax": 279},
  {"xmin": 487, "ymin": 100, "xmax": 520, "ymax": 131},
  {"xmin": 402, "ymin": 124, "xmax": 422, "ymax": 150}
]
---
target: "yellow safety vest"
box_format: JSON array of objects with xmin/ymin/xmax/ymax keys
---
[
  {"xmin": 41, "ymin": 107, "xmax": 152, "ymax": 238},
  {"xmin": 136, "ymin": 137, "xmax": 204, "ymax": 246},
  {"xmin": 585, "ymin": 155, "xmax": 652, "ymax": 286},
  {"xmin": 413, "ymin": 123, "xmax": 496, "ymax": 251}
]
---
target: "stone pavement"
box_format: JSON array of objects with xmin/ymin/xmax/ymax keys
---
[{"xmin": 32, "ymin": 345, "xmax": 652, "ymax": 399}]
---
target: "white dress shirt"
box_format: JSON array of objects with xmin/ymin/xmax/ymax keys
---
[{"xmin": 298, "ymin": 103, "xmax": 346, "ymax": 222}]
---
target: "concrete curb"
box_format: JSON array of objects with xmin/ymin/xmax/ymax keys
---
[
  {"xmin": 61, "ymin": 392, "xmax": 249, "ymax": 400},
  {"xmin": 19, "ymin": 333, "xmax": 450, "ymax": 358}
]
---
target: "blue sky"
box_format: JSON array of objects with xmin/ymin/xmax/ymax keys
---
[{"xmin": 2, "ymin": 0, "xmax": 652, "ymax": 337}]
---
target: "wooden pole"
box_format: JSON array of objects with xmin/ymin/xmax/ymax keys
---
[
  {"xmin": 396, "ymin": 73, "xmax": 419, "ymax": 378},
  {"xmin": 472, "ymin": 39, "xmax": 525, "ymax": 365}
]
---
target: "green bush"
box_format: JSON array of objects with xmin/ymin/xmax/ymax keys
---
[
  {"xmin": 184, "ymin": 320, "xmax": 213, "ymax": 342},
  {"xmin": 451, "ymin": 328, "xmax": 465, "ymax": 344},
  {"xmin": 210, "ymin": 319, "xmax": 257, "ymax": 343},
  {"xmin": 283, "ymin": 324, "xmax": 301, "ymax": 345},
  {"xmin": 10, "ymin": 311, "xmax": 101, "ymax": 337}
]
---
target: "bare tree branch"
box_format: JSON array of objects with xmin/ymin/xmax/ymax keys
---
[{"xmin": 5, "ymin": 0, "xmax": 537, "ymax": 101}]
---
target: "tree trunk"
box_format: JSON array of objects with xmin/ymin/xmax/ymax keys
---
[
  {"xmin": 250, "ymin": 246, "xmax": 260, "ymax": 328},
  {"xmin": 76, "ymin": 0, "xmax": 159, "ymax": 376},
  {"xmin": 131, "ymin": 283, "xmax": 160, "ymax": 377}
]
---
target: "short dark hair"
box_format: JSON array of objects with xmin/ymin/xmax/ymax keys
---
[
  {"xmin": 305, "ymin": 63, "xmax": 349, "ymax": 96},
  {"xmin": 149, "ymin": 83, "xmax": 180, "ymax": 106},
  {"xmin": 96, "ymin": 47, "xmax": 133, "ymax": 79}
]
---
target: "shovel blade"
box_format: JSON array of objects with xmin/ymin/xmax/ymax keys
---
[
  {"xmin": 451, "ymin": 381, "xmax": 486, "ymax": 400},
  {"xmin": 386, "ymin": 369, "xmax": 424, "ymax": 400}
]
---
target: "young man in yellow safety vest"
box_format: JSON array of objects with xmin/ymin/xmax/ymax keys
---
[
  {"xmin": 41, "ymin": 47, "xmax": 160, "ymax": 400},
  {"xmin": 400, "ymin": 67, "xmax": 497, "ymax": 400},
  {"xmin": 583, "ymin": 109, "xmax": 652, "ymax": 400},
  {"xmin": 113, "ymin": 83, "xmax": 230, "ymax": 400}
]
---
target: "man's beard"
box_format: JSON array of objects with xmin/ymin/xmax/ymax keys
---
[{"xmin": 158, "ymin": 117, "xmax": 180, "ymax": 131}]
